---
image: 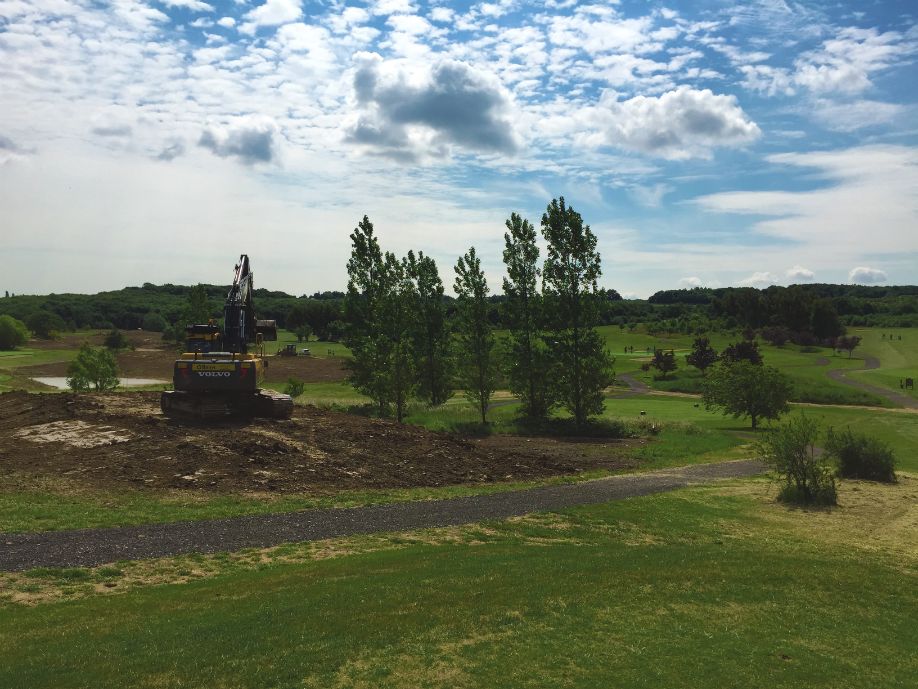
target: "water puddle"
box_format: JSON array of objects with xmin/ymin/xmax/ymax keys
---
[{"xmin": 30, "ymin": 377, "xmax": 167, "ymax": 389}]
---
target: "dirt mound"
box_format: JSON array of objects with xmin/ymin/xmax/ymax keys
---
[{"xmin": 0, "ymin": 392, "xmax": 637, "ymax": 494}]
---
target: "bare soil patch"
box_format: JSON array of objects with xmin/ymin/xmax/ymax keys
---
[
  {"xmin": 0, "ymin": 392, "xmax": 637, "ymax": 494},
  {"xmin": 17, "ymin": 336, "xmax": 348, "ymax": 385}
]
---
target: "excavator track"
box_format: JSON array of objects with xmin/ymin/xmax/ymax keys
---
[{"xmin": 161, "ymin": 389, "xmax": 293, "ymax": 420}]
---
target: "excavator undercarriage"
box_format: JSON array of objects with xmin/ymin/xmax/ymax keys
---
[{"xmin": 161, "ymin": 388, "xmax": 293, "ymax": 419}]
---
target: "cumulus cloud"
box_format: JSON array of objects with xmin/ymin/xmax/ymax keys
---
[
  {"xmin": 369, "ymin": 0, "xmax": 417, "ymax": 16},
  {"xmin": 239, "ymin": 0, "xmax": 302, "ymax": 34},
  {"xmin": 738, "ymin": 271, "xmax": 778, "ymax": 287},
  {"xmin": 217, "ymin": 16, "xmax": 236, "ymax": 28},
  {"xmin": 679, "ymin": 276, "xmax": 703, "ymax": 287},
  {"xmin": 158, "ymin": 0, "xmax": 215, "ymax": 11},
  {"xmin": 786, "ymin": 265, "xmax": 815, "ymax": 282},
  {"xmin": 592, "ymin": 87, "xmax": 760, "ymax": 159},
  {"xmin": 849, "ymin": 266, "xmax": 887, "ymax": 284},
  {"xmin": 743, "ymin": 27, "xmax": 917, "ymax": 98},
  {"xmin": 794, "ymin": 27, "xmax": 913, "ymax": 95},
  {"xmin": 347, "ymin": 59, "xmax": 519, "ymax": 160},
  {"xmin": 199, "ymin": 118, "xmax": 277, "ymax": 164}
]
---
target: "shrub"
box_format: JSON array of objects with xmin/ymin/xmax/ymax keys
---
[
  {"xmin": 825, "ymin": 427, "xmax": 896, "ymax": 482},
  {"xmin": 284, "ymin": 378, "xmax": 306, "ymax": 398},
  {"xmin": 67, "ymin": 344, "xmax": 120, "ymax": 392},
  {"xmin": 756, "ymin": 415, "xmax": 837, "ymax": 506},
  {"xmin": 25, "ymin": 310, "xmax": 65, "ymax": 339},
  {"xmin": 142, "ymin": 312, "xmax": 167, "ymax": 332},
  {"xmin": 0, "ymin": 314, "xmax": 29, "ymax": 350},
  {"xmin": 104, "ymin": 329, "xmax": 129, "ymax": 350}
]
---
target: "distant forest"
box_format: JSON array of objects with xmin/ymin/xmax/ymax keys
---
[{"xmin": 1, "ymin": 282, "xmax": 916, "ymax": 342}]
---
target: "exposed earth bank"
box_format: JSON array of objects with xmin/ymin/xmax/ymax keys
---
[{"xmin": 0, "ymin": 392, "xmax": 640, "ymax": 494}]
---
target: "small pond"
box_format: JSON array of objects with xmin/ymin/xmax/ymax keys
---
[{"xmin": 31, "ymin": 377, "xmax": 167, "ymax": 390}]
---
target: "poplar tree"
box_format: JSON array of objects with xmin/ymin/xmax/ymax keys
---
[
  {"xmin": 454, "ymin": 247, "xmax": 496, "ymax": 424},
  {"xmin": 541, "ymin": 197, "xmax": 614, "ymax": 428},
  {"xmin": 502, "ymin": 212, "xmax": 554, "ymax": 421},
  {"xmin": 407, "ymin": 251, "xmax": 453, "ymax": 406},
  {"xmin": 343, "ymin": 215, "xmax": 390, "ymax": 415},
  {"xmin": 378, "ymin": 252, "xmax": 418, "ymax": 423}
]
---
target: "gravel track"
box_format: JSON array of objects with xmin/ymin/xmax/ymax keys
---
[
  {"xmin": 611, "ymin": 373, "xmax": 650, "ymax": 398},
  {"xmin": 827, "ymin": 356, "xmax": 918, "ymax": 409},
  {"xmin": 0, "ymin": 459, "xmax": 764, "ymax": 571}
]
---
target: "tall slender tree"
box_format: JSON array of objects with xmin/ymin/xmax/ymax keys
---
[
  {"xmin": 502, "ymin": 212, "xmax": 553, "ymax": 421},
  {"xmin": 343, "ymin": 215, "xmax": 390, "ymax": 415},
  {"xmin": 407, "ymin": 251, "xmax": 453, "ymax": 406},
  {"xmin": 541, "ymin": 197, "xmax": 614, "ymax": 428},
  {"xmin": 378, "ymin": 253, "xmax": 418, "ymax": 423},
  {"xmin": 454, "ymin": 247, "xmax": 496, "ymax": 424}
]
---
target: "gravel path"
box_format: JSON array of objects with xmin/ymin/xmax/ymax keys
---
[
  {"xmin": 0, "ymin": 459, "xmax": 764, "ymax": 572},
  {"xmin": 611, "ymin": 373, "xmax": 650, "ymax": 398},
  {"xmin": 827, "ymin": 356, "xmax": 918, "ymax": 409}
]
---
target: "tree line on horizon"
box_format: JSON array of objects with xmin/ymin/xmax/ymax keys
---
[
  {"xmin": 1, "ymin": 246, "xmax": 916, "ymax": 347},
  {"xmin": 341, "ymin": 198, "xmax": 616, "ymax": 428}
]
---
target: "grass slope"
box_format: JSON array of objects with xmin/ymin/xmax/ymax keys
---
[
  {"xmin": 849, "ymin": 327, "xmax": 918, "ymax": 402},
  {"xmin": 1, "ymin": 479, "xmax": 915, "ymax": 688}
]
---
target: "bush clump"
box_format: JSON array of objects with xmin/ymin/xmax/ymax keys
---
[
  {"xmin": 757, "ymin": 415, "xmax": 837, "ymax": 506},
  {"xmin": 0, "ymin": 314, "xmax": 29, "ymax": 350},
  {"xmin": 825, "ymin": 427, "xmax": 897, "ymax": 483},
  {"xmin": 104, "ymin": 329, "xmax": 129, "ymax": 350},
  {"xmin": 284, "ymin": 378, "xmax": 306, "ymax": 398},
  {"xmin": 67, "ymin": 344, "xmax": 120, "ymax": 392}
]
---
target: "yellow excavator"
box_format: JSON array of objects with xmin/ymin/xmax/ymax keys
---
[{"xmin": 160, "ymin": 255, "xmax": 294, "ymax": 419}]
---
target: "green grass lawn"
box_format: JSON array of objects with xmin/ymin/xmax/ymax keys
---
[
  {"xmin": 0, "ymin": 346, "xmax": 80, "ymax": 392},
  {"xmin": 2, "ymin": 478, "xmax": 915, "ymax": 688},
  {"xmin": 266, "ymin": 329, "xmax": 351, "ymax": 358},
  {"xmin": 602, "ymin": 325, "xmax": 892, "ymax": 407},
  {"xmin": 847, "ymin": 327, "xmax": 918, "ymax": 402}
]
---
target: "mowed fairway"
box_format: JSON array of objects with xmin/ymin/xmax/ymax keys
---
[{"xmin": 1, "ymin": 479, "xmax": 915, "ymax": 688}]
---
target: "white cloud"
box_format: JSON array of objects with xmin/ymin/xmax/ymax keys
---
[
  {"xmin": 786, "ymin": 265, "xmax": 815, "ymax": 282},
  {"xmin": 628, "ymin": 183, "xmax": 671, "ymax": 207},
  {"xmin": 695, "ymin": 145, "xmax": 918, "ymax": 256},
  {"xmin": 112, "ymin": 0, "xmax": 170, "ymax": 32},
  {"xmin": 429, "ymin": 7, "xmax": 454, "ymax": 23},
  {"xmin": 548, "ymin": 13, "xmax": 661, "ymax": 56},
  {"xmin": 810, "ymin": 99, "xmax": 904, "ymax": 132},
  {"xmin": 739, "ymin": 64, "xmax": 795, "ymax": 96},
  {"xmin": 369, "ymin": 0, "xmax": 417, "ymax": 16},
  {"xmin": 590, "ymin": 87, "xmax": 760, "ymax": 159},
  {"xmin": 239, "ymin": 0, "xmax": 302, "ymax": 34},
  {"xmin": 347, "ymin": 58, "xmax": 519, "ymax": 160},
  {"xmin": 738, "ymin": 271, "xmax": 778, "ymax": 287},
  {"xmin": 217, "ymin": 16, "xmax": 236, "ymax": 28},
  {"xmin": 849, "ymin": 266, "xmax": 887, "ymax": 284},
  {"xmin": 158, "ymin": 0, "xmax": 215, "ymax": 11},
  {"xmin": 679, "ymin": 276, "xmax": 703, "ymax": 287},
  {"xmin": 794, "ymin": 27, "xmax": 914, "ymax": 95}
]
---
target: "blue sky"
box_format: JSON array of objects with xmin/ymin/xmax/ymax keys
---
[{"xmin": 1, "ymin": 0, "xmax": 916, "ymax": 297}]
